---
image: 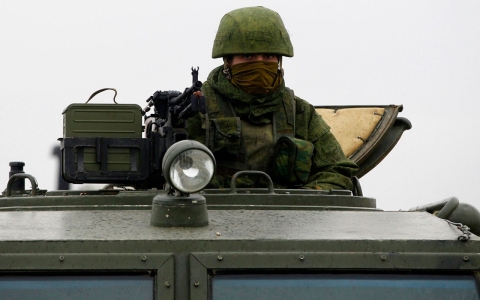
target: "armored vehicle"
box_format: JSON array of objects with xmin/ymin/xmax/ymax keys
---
[{"xmin": 1, "ymin": 81, "xmax": 480, "ymax": 300}]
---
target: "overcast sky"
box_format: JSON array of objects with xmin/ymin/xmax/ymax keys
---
[{"xmin": 1, "ymin": 0, "xmax": 479, "ymax": 211}]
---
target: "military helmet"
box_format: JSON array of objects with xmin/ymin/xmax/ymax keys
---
[{"xmin": 212, "ymin": 6, "xmax": 294, "ymax": 58}]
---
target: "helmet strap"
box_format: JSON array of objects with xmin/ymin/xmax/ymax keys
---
[
  {"xmin": 278, "ymin": 56, "xmax": 284, "ymax": 76},
  {"xmin": 222, "ymin": 57, "xmax": 232, "ymax": 79}
]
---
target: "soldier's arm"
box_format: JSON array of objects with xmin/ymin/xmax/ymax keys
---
[{"xmin": 295, "ymin": 98, "xmax": 358, "ymax": 191}]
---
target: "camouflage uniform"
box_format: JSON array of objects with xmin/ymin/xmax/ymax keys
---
[
  {"xmin": 188, "ymin": 66, "xmax": 358, "ymax": 190},
  {"xmin": 188, "ymin": 6, "xmax": 358, "ymax": 190}
]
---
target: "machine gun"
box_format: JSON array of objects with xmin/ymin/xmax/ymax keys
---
[
  {"xmin": 143, "ymin": 67, "xmax": 205, "ymax": 140},
  {"xmin": 141, "ymin": 68, "xmax": 206, "ymax": 180}
]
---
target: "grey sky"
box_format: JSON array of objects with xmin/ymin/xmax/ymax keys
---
[{"xmin": 1, "ymin": 1, "xmax": 479, "ymax": 211}]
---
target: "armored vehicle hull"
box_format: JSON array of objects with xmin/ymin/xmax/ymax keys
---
[{"xmin": 0, "ymin": 188, "xmax": 479, "ymax": 299}]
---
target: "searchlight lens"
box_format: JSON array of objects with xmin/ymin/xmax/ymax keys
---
[
  {"xmin": 170, "ymin": 150, "xmax": 214, "ymax": 192},
  {"xmin": 163, "ymin": 140, "xmax": 216, "ymax": 193}
]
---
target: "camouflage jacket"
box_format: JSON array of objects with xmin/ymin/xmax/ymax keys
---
[{"xmin": 188, "ymin": 66, "xmax": 358, "ymax": 190}]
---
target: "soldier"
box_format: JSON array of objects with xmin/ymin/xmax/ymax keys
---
[{"xmin": 188, "ymin": 6, "xmax": 358, "ymax": 190}]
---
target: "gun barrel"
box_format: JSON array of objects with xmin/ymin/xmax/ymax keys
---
[{"xmin": 170, "ymin": 81, "xmax": 202, "ymax": 106}]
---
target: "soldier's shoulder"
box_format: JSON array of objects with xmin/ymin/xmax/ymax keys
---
[
  {"xmin": 293, "ymin": 96, "xmax": 305, "ymax": 112},
  {"xmin": 284, "ymin": 88, "xmax": 311, "ymax": 115},
  {"xmin": 288, "ymin": 93, "xmax": 317, "ymax": 118},
  {"xmin": 286, "ymin": 92, "xmax": 330, "ymax": 140}
]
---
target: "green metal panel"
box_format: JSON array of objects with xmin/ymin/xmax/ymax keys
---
[
  {"xmin": 0, "ymin": 253, "xmax": 171, "ymax": 270},
  {"xmin": 190, "ymin": 254, "xmax": 208, "ymax": 300},
  {"xmin": 0, "ymin": 204, "xmax": 476, "ymax": 243},
  {"xmin": 191, "ymin": 252, "xmax": 480, "ymax": 271},
  {"xmin": 0, "ymin": 189, "xmax": 376, "ymax": 210},
  {"xmin": 63, "ymin": 103, "xmax": 143, "ymax": 138},
  {"xmin": 157, "ymin": 255, "xmax": 175, "ymax": 300},
  {"xmin": 80, "ymin": 147, "xmax": 136, "ymax": 172}
]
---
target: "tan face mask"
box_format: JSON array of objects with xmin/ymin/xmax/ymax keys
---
[{"xmin": 229, "ymin": 61, "xmax": 283, "ymax": 95}]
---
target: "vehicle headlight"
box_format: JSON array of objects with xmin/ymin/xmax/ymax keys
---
[{"xmin": 162, "ymin": 140, "xmax": 215, "ymax": 194}]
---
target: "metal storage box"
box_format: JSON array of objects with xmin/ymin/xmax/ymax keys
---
[{"xmin": 61, "ymin": 103, "xmax": 148, "ymax": 183}]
